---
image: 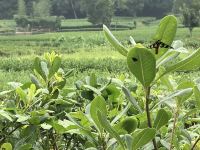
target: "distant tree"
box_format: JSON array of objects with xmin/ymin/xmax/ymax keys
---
[
  {"xmin": 142, "ymin": 0, "xmax": 173, "ymax": 18},
  {"xmin": 180, "ymin": 0, "xmax": 200, "ymax": 36},
  {"xmin": 25, "ymin": 0, "xmax": 34, "ymax": 16},
  {"xmin": 33, "ymin": 0, "xmax": 51, "ymax": 17},
  {"xmin": 0, "ymin": 0, "xmax": 17, "ymax": 19},
  {"xmin": 83, "ymin": 0, "xmax": 114, "ymax": 26},
  {"xmin": 18, "ymin": 0, "xmax": 26, "ymax": 16},
  {"xmin": 125, "ymin": 0, "xmax": 144, "ymax": 17}
]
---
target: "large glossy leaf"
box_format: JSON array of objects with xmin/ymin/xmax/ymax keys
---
[
  {"xmin": 164, "ymin": 48, "xmax": 200, "ymax": 74},
  {"xmin": 97, "ymin": 111, "xmax": 125, "ymax": 149},
  {"xmin": 90, "ymin": 96, "xmax": 107, "ymax": 133},
  {"xmin": 153, "ymin": 109, "xmax": 170, "ymax": 130},
  {"xmin": 153, "ymin": 15, "xmax": 177, "ymax": 45},
  {"xmin": 132, "ymin": 128, "xmax": 156, "ymax": 150},
  {"xmin": 194, "ymin": 86, "xmax": 200, "ymax": 109},
  {"xmin": 151, "ymin": 15, "xmax": 177, "ymax": 58},
  {"xmin": 103, "ymin": 25, "xmax": 128, "ymax": 56},
  {"xmin": 127, "ymin": 47, "xmax": 156, "ymax": 87},
  {"xmin": 49, "ymin": 56, "xmax": 61, "ymax": 78}
]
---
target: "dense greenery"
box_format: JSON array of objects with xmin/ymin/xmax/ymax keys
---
[
  {"xmin": 1, "ymin": 15, "xmax": 200, "ymax": 150},
  {"xmin": 0, "ymin": 0, "xmax": 174, "ymax": 19}
]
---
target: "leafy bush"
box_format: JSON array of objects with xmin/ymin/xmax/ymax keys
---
[
  {"xmin": 14, "ymin": 15, "xmax": 61, "ymax": 31},
  {"xmin": 1, "ymin": 15, "xmax": 200, "ymax": 150}
]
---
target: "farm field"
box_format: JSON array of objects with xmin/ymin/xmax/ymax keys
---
[
  {"xmin": 2, "ymin": 0, "xmax": 200, "ymax": 149},
  {"xmin": 0, "ymin": 17, "xmax": 200, "ymax": 90}
]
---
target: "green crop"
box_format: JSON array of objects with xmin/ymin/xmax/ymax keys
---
[{"xmin": 0, "ymin": 15, "xmax": 200, "ymax": 150}]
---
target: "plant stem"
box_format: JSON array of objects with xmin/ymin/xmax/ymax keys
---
[
  {"xmin": 169, "ymin": 108, "xmax": 179, "ymax": 150},
  {"xmin": 191, "ymin": 136, "xmax": 200, "ymax": 150},
  {"xmin": 145, "ymin": 87, "xmax": 158, "ymax": 150},
  {"xmin": 50, "ymin": 131, "xmax": 58, "ymax": 150}
]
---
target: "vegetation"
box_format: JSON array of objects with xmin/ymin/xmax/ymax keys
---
[
  {"xmin": 180, "ymin": 0, "xmax": 200, "ymax": 36},
  {"xmin": 0, "ymin": 15, "xmax": 200, "ymax": 150}
]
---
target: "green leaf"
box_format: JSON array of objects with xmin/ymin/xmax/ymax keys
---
[
  {"xmin": 97, "ymin": 111, "xmax": 125, "ymax": 149},
  {"xmin": 115, "ymin": 117, "xmax": 138, "ymax": 134},
  {"xmin": 33, "ymin": 57, "xmax": 46, "ymax": 80},
  {"xmin": 163, "ymin": 48, "xmax": 200, "ymax": 75},
  {"xmin": 176, "ymin": 81, "xmax": 194, "ymax": 104},
  {"xmin": 122, "ymin": 86, "xmax": 143, "ymax": 113},
  {"xmin": 49, "ymin": 56, "xmax": 61, "ymax": 78},
  {"xmin": 151, "ymin": 15, "xmax": 177, "ymax": 58},
  {"xmin": 194, "ymin": 86, "xmax": 200, "ymax": 109},
  {"xmin": 127, "ymin": 47, "xmax": 156, "ymax": 87},
  {"xmin": 153, "ymin": 88, "xmax": 193, "ymax": 109},
  {"xmin": 103, "ymin": 25, "xmax": 128, "ymax": 56},
  {"xmin": 132, "ymin": 128, "xmax": 156, "ymax": 150},
  {"xmin": 90, "ymin": 96, "xmax": 107, "ymax": 133},
  {"xmin": 86, "ymin": 73, "xmax": 97, "ymax": 87},
  {"xmin": 153, "ymin": 15, "xmax": 177, "ymax": 45},
  {"xmin": 105, "ymin": 84, "xmax": 120, "ymax": 102},
  {"xmin": 16, "ymin": 87, "xmax": 27, "ymax": 105},
  {"xmin": 30, "ymin": 74, "xmax": 41, "ymax": 88},
  {"xmin": 41, "ymin": 61, "xmax": 49, "ymax": 78},
  {"xmin": 0, "ymin": 143, "xmax": 12, "ymax": 150},
  {"xmin": 153, "ymin": 109, "xmax": 170, "ymax": 130}
]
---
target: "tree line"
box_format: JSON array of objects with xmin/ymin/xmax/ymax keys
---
[{"xmin": 0, "ymin": 0, "xmax": 174, "ymax": 19}]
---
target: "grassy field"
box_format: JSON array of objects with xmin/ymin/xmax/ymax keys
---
[{"xmin": 0, "ymin": 17, "xmax": 200, "ymax": 90}]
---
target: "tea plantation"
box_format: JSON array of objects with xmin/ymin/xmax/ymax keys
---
[{"xmin": 1, "ymin": 16, "xmax": 200, "ymax": 150}]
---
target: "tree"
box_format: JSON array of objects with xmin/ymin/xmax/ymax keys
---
[
  {"xmin": 83, "ymin": 0, "xmax": 114, "ymax": 26},
  {"xmin": 0, "ymin": 0, "xmax": 17, "ymax": 19},
  {"xmin": 125, "ymin": 0, "xmax": 144, "ymax": 17},
  {"xmin": 180, "ymin": 0, "xmax": 200, "ymax": 36},
  {"xmin": 142, "ymin": 0, "xmax": 173, "ymax": 19},
  {"xmin": 33, "ymin": 0, "xmax": 51, "ymax": 17},
  {"xmin": 18, "ymin": 0, "xmax": 26, "ymax": 16}
]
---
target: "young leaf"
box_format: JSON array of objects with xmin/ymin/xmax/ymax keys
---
[
  {"xmin": 122, "ymin": 86, "xmax": 143, "ymax": 113},
  {"xmin": 132, "ymin": 128, "xmax": 156, "ymax": 150},
  {"xmin": 163, "ymin": 48, "xmax": 200, "ymax": 74},
  {"xmin": 33, "ymin": 57, "xmax": 46, "ymax": 80},
  {"xmin": 0, "ymin": 110, "xmax": 13, "ymax": 121},
  {"xmin": 153, "ymin": 109, "xmax": 170, "ymax": 130},
  {"xmin": 90, "ymin": 96, "xmax": 107, "ymax": 133},
  {"xmin": 49, "ymin": 56, "xmax": 61, "ymax": 78},
  {"xmin": 176, "ymin": 81, "xmax": 194, "ymax": 104},
  {"xmin": 127, "ymin": 47, "xmax": 156, "ymax": 87},
  {"xmin": 153, "ymin": 15, "xmax": 177, "ymax": 46},
  {"xmin": 97, "ymin": 111, "xmax": 125, "ymax": 149},
  {"xmin": 103, "ymin": 25, "xmax": 128, "ymax": 56},
  {"xmin": 0, "ymin": 143, "xmax": 12, "ymax": 150},
  {"xmin": 194, "ymin": 86, "xmax": 200, "ymax": 109},
  {"xmin": 41, "ymin": 61, "xmax": 49, "ymax": 78}
]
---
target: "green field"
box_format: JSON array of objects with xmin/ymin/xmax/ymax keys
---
[
  {"xmin": 0, "ymin": 17, "xmax": 200, "ymax": 90},
  {"xmin": 1, "ymin": 15, "xmax": 200, "ymax": 150}
]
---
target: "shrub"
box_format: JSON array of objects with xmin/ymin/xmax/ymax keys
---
[{"xmin": 14, "ymin": 15, "xmax": 61, "ymax": 31}]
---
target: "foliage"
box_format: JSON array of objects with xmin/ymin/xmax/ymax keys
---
[
  {"xmin": 1, "ymin": 15, "xmax": 200, "ymax": 150},
  {"xmin": 180, "ymin": 0, "xmax": 200, "ymax": 36},
  {"xmin": 14, "ymin": 15, "xmax": 61, "ymax": 30},
  {"xmin": 104, "ymin": 15, "xmax": 200, "ymax": 149},
  {"xmin": 83, "ymin": 0, "xmax": 114, "ymax": 26},
  {"xmin": 18, "ymin": 0, "xmax": 26, "ymax": 16},
  {"xmin": 33, "ymin": 0, "xmax": 51, "ymax": 17}
]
